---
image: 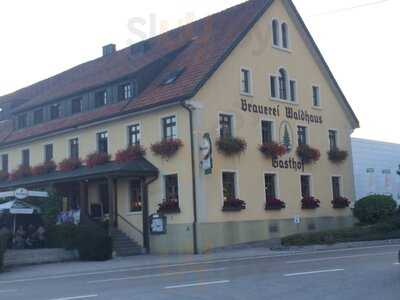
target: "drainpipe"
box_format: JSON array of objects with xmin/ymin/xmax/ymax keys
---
[{"xmin": 181, "ymin": 102, "xmax": 199, "ymax": 255}]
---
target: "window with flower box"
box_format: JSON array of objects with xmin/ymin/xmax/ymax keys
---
[
  {"xmin": 261, "ymin": 120, "xmax": 273, "ymax": 144},
  {"xmin": 301, "ymin": 175, "xmax": 311, "ymax": 198},
  {"xmin": 97, "ymin": 131, "xmax": 108, "ymax": 154},
  {"xmin": 165, "ymin": 174, "xmax": 179, "ymax": 202},
  {"xmin": 332, "ymin": 176, "xmax": 341, "ymax": 199},
  {"xmin": 329, "ymin": 130, "xmax": 338, "ymax": 151},
  {"xmin": 44, "ymin": 144, "xmax": 53, "ymax": 162},
  {"xmin": 219, "ymin": 114, "xmax": 233, "ymax": 138},
  {"xmin": 265, "ymin": 174, "xmax": 276, "ymax": 198},
  {"xmin": 69, "ymin": 138, "xmax": 79, "ymax": 159},
  {"xmin": 162, "ymin": 116, "xmax": 177, "ymax": 140},
  {"xmin": 130, "ymin": 180, "xmax": 142, "ymax": 212},
  {"xmin": 128, "ymin": 124, "xmax": 141, "ymax": 146},
  {"xmin": 297, "ymin": 126, "xmax": 307, "ymax": 146},
  {"xmin": 222, "ymin": 172, "xmax": 236, "ymax": 201},
  {"xmin": 22, "ymin": 149, "xmax": 30, "ymax": 167}
]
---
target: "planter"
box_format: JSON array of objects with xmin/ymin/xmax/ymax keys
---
[
  {"xmin": 85, "ymin": 152, "xmax": 111, "ymax": 168},
  {"xmin": 296, "ymin": 145, "xmax": 320, "ymax": 164},
  {"xmin": 9, "ymin": 165, "xmax": 32, "ymax": 181},
  {"xmin": 332, "ymin": 197, "xmax": 351, "ymax": 209},
  {"xmin": 115, "ymin": 145, "xmax": 146, "ymax": 163},
  {"xmin": 259, "ymin": 142, "xmax": 287, "ymax": 159},
  {"xmin": 265, "ymin": 197, "xmax": 286, "ymax": 210},
  {"xmin": 32, "ymin": 161, "xmax": 57, "ymax": 176},
  {"xmin": 216, "ymin": 137, "xmax": 247, "ymax": 156},
  {"xmin": 157, "ymin": 200, "xmax": 181, "ymax": 214},
  {"xmin": 222, "ymin": 199, "xmax": 246, "ymax": 212},
  {"xmin": 151, "ymin": 139, "xmax": 183, "ymax": 159},
  {"xmin": 301, "ymin": 197, "xmax": 320, "ymax": 209},
  {"xmin": 328, "ymin": 149, "xmax": 348, "ymax": 163},
  {"xmin": 58, "ymin": 158, "xmax": 82, "ymax": 172}
]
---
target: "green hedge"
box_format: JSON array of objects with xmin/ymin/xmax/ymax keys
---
[
  {"xmin": 0, "ymin": 233, "xmax": 7, "ymax": 272},
  {"xmin": 76, "ymin": 224, "xmax": 112, "ymax": 261},
  {"xmin": 46, "ymin": 224, "xmax": 79, "ymax": 250},
  {"xmin": 353, "ymin": 195, "xmax": 397, "ymax": 224}
]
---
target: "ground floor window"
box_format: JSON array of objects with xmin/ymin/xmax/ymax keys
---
[
  {"xmin": 265, "ymin": 174, "xmax": 276, "ymax": 198},
  {"xmin": 332, "ymin": 176, "xmax": 341, "ymax": 199},
  {"xmin": 130, "ymin": 180, "xmax": 142, "ymax": 212},
  {"xmin": 222, "ymin": 172, "xmax": 236, "ymax": 201},
  {"xmin": 301, "ymin": 175, "xmax": 311, "ymax": 198},
  {"xmin": 165, "ymin": 174, "xmax": 179, "ymax": 202}
]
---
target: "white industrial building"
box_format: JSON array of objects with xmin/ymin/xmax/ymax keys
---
[{"xmin": 352, "ymin": 138, "xmax": 400, "ymax": 203}]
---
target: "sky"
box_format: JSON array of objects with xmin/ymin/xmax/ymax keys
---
[{"xmin": 0, "ymin": 0, "xmax": 398, "ymax": 143}]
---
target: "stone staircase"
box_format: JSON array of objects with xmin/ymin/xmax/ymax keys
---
[{"xmin": 111, "ymin": 228, "xmax": 144, "ymax": 257}]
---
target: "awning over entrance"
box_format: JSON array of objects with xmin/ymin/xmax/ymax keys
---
[
  {"xmin": 0, "ymin": 200, "xmax": 41, "ymax": 215},
  {"xmin": 0, "ymin": 159, "xmax": 159, "ymax": 189}
]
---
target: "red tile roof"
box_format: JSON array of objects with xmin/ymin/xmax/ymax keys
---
[{"xmin": 0, "ymin": 0, "xmax": 272, "ymax": 146}]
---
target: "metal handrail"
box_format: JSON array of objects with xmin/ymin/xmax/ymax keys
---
[{"xmin": 117, "ymin": 213, "xmax": 143, "ymax": 236}]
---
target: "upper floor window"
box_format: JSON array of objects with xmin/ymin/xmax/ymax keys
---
[
  {"xmin": 240, "ymin": 68, "xmax": 251, "ymax": 95},
  {"xmin": 222, "ymin": 172, "xmax": 236, "ymax": 201},
  {"xmin": 71, "ymin": 97, "xmax": 83, "ymax": 114},
  {"xmin": 332, "ymin": 176, "xmax": 341, "ymax": 199},
  {"xmin": 219, "ymin": 114, "xmax": 233, "ymax": 138},
  {"xmin": 329, "ymin": 130, "xmax": 338, "ymax": 151},
  {"xmin": 289, "ymin": 80, "xmax": 296, "ymax": 102},
  {"xmin": 162, "ymin": 116, "xmax": 177, "ymax": 140},
  {"xmin": 272, "ymin": 19, "xmax": 289, "ymax": 50},
  {"xmin": 312, "ymin": 86, "xmax": 320, "ymax": 107},
  {"xmin": 97, "ymin": 131, "xmax": 108, "ymax": 154},
  {"xmin": 265, "ymin": 173, "xmax": 277, "ymax": 198},
  {"xmin": 165, "ymin": 174, "xmax": 179, "ymax": 202},
  {"xmin": 0, "ymin": 108, "xmax": 3, "ymax": 121},
  {"xmin": 118, "ymin": 82, "xmax": 136, "ymax": 101},
  {"xmin": 301, "ymin": 175, "xmax": 311, "ymax": 198},
  {"xmin": 297, "ymin": 126, "xmax": 307, "ymax": 146},
  {"xmin": 270, "ymin": 68, "xmax": 296, "ymax": 102},
  {"xmin": 22, "ymin": 149, "xmax": 30, "ymax": 167},
  {"xmin": 44, "ymin": 144, "xmax": 53, "ymax": 162},
  {"xmin": 33, "ymin": 108, "xmax": 44, "ymax": 125},
  {"xmin": 1, "ymin": 154, "xmax": 8, "ymax": 173},
  {"xmin": 50, "ymin": 104, "xmax": 60, "ymax": 120},
  {"xmin": 17, "ymin": 114, "xmax": 27, "ymax": 129},
  {"xmin": 69, "ymin": 138, "xmax": 79, "ymax": 159},
  {"xmin": 261, "ymin": 120, "xmax": 273, "ymax": 144},
  {"xmin": 95, "ymin": 90, "xmax": 108, "ymax": 108},
  {"xmin": 128, "ymin": 124, "xmax": 141, "ymax": 146}
]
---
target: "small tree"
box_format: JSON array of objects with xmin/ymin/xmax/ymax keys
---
[{"xmin": 353, "ymin": 195, "xmax": 397, "ymax": 224}]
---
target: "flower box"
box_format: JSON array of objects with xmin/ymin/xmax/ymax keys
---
[
  {"xmin": 328, "ymin": 149, "xmax": 348, "ymax": 163},
  {"xmin": 0, "ymin": 171, "xmax": 9, "ymax": 182},
  {"xmin": 259, "ymin": 142, "xmax": 287, "ymax": 159},
  {"xmin": 216, "ymin": 137, "xmax": 247, "ymax": 156},
  {"xmin": 115, "ymin": 145, "xmax": 146, "ymax": 163},
  {"xmin": 332, "ymin": 197, "xmax": 351, "ymax": 209},
  {"xmin": 10, "ymin": 165, "xmax": 32, "ymax": 181},
  {"xmin": 157, "ymin": 199, "xmax": 181, "ymax": 214},
  {"xmin": 58, "ymin": 158, "xmax": 82, "ymax": 172},
  {"xmin": 296, "ymin": 145, "xmax": 321, "ymax": 164},
  {"xmin": 222, "ymin": 198, "xmax": 246, "ymax": 212},
  {"xmin": 31, "ymin": 161, "xmax": 57, "ymax": 176},
  {"xmin": 301, "ymin": 196, "xmax": 320, "ymax": 209},
  {"xmin": 151, "ymin": 139, "xmax": 183, "ymax": 159},
  {"xmin": 265, "ymin": 197, "xmax": 286, "ymax": 210},
  {"xmin": 85, "ymin": 152, "xmax": 111, "ymax": 168}
]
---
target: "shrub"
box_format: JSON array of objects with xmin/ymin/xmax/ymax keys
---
[
  {"xmin": 9, "ymin": 165, "xmax": 32, "ymax": 181},
  {"xmin": 332, "ymin": 197, "xmax": 351, "ymax": 209},
  {"xmin": 328, "ymin": 148, "xmax": 348, "ymax": 163},
  {"xmin": 222, "ymin": 198, "xmax": 246, "ymax": 211},
  {"xmin": 76, "ymin": 224, "xmax": 113, "ymax": 261},
  {"xmin": 46, "ymin": 224, "xmax": 79, "ymax": 250},
  {"xmin": 32, "ymin": 160, "xmax": 57, "ymax": 176},
  {"xmin": 157, "ymin": 199, "xmax": 181, "ymax": 214},
  {"xmin": 259, "ymin": 142, "xmax": 287, "ymax": 159},
  {"xmin": 265, "ymin": 197, "xmax": 286, "ymax": 210},
  {"xmin": 0, "ymin": 171, "xmax": 9, "ymax": 182},
  {"xmin": 301, "ymin": 197, "xmax": 320, "ymax": 209},
  {"xmin": 85, "ymin": 152, "xmax": 111, "ymax": 168},
  {"xmin": 216, "ymin": 137, "xmax": 247, "ymax": 156},
  {"xmin": 59, "ymin": 158, "xmax": 82, "ymax": 172},
  {"xmin": 353, "ymin": 195, "xmax": 397, "ymax": 224},
  {"xmin": 115, "ymin": 145, "xmax": 146, "ymax": 163},
  {"xmin": 296, "ymin": 145, "xmax": 320, "ymax": 164},
  {"xmin": 0, "ymin": 233, "xmax": 7, "ymax": 272},
  {"xmin": 151, "ymin": 139, "xmax": 183, "ymax": 159}
]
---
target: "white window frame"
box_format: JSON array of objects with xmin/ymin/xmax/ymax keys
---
[
  {"xmin": 259, "ymin": 118, "xmax": 276, "ymax": 145},
  {"xmin": 43, "ymin": 142, "xmax": 54, "ymax": 163},
  {"xmin": 21, "ymin": 148, "xmax": 30, "ymax": 166},
  {"xmin": 271, "ymin": 19, "xmax": 281, "ymax": 47},
  {"xmin": 240, "ymin": 67, "xmax": 253, "ymax": 96},
  {"xmin": 331, "ymin": 175, "xmax": 344, "ymax": 199},
  {"xmin": 269, "ymin": 68, "xmax": 298, "ymax": 105},
  {"xmin": 289, "ymin": 79, "xmax": 297, "ymax": 102},
  {"xmin": 125, "ymin": 122, "xmax": 142, "ymax": 147},
  {"xmin": 217, "ymin": 112, "xmax": 236, "ymax": 138},
  {"xmin": 312, "ymin": 85, "xmax": 321, "ymax": 108},
  {"xmin": 67, "ymin": 136, "xmax": 80, "ymax": 159},
  {"xmin": 263, "ymin": 171, "xmax": 280, "ymax": 199},
  {"xmin": 220, "ymin": 169, "xmax": 240, "ymax": 204},
  {"xmin": 281, "ymin": 22, "xmax": 290, "ymax": 50},
  {"xmin": 299, "ymin": 173, "xmax": 314, "ymax": 198},
  {"xmin": 159, "ymin": 113, "xmax": 178, "ymax": 140},
  {"xmin": 96, "ymin": 129, "xmax": 109, "ymax": 153},
  {"xmin": 328, "ymin": 128, "xmax": 340, "ymax": 150},
  {"xmin": 297, "ymin": 124, "xmax": 310, "ymax": 146},
  {"xmin": 161, "ymin": 172, "xmax": 181, "ymax": 203}
]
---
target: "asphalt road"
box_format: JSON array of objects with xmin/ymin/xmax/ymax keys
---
[{"xmin": 0, "ymin": 245, "xmax": 400, "ymax": 300}]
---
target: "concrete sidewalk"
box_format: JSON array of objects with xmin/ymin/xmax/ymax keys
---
[{"xmin": 1, "ymin": 238, "xmax": 400, "ymax": 281}]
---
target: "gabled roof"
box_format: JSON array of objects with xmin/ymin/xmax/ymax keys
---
[{"xmin": 0, "ymin": 0, "xmax": 359, "ymax": 147}]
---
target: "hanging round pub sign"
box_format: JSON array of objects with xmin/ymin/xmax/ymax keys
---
[{"xmin": 15, "ymin": 188, "xmax": 29, "ymax": 200}]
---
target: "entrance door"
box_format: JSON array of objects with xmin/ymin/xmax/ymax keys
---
[
  {"xmin": 130, "ymin": 180, "xmax": 143, "ymax": 212},
  {"xmin": 99, "ymin": 183, "xmax": 109, "ymax": 215}
]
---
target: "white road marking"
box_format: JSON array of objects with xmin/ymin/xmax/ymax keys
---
[
  {"xmin": 1, "ymin": 244, "xmax": 398, "ymax": 284},
  {"xmin": 0, "ymin": 289, "xmax": 18, "ymax": 293},
  {"xmin": 393, "ymin": 262, "xmax": 399, "ymax": 265},
  {"xmin": 49, "ymin": 295, "xmax": 98, "ymax": 300},
  {"xmin": 165, "ymin": 280, "xmax": 230, "ymax": 289},
  {"xmin": 88, "ymin": 267, "xmax": 226, "ymax": 284},
  {"xmin": 286, "ymin": 252, "xmax": 393, "ymax": 264},
  {"xmin": 284, "ymin": 269, "xmax": 344, "ymax": 277}
]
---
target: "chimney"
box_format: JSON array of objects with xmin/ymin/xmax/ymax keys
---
[{"xmin": 102, "ymin": 44, "xmax": 116, "ymax": 57}]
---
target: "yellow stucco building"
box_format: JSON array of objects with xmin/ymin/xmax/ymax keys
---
[{"xmin": 0, "ymin": 0, "xmax": 359, "ymax": 254}]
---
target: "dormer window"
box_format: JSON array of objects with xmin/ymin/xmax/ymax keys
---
[
  {"xmin": 118, "ymin": 82, "xmax": 136, "ymax": 101},
  {"xmin": 17, "ymin": 114, "xmax": 27, "ymax": 129},
  {"xmin": 33, "ymin": 108, "xmax": 44, "ymax": 125},
  {"xmin": 95, "ymin": 90, "xmax": 107, "ymax": 108},
  {"xmin": 71, "ymin": 97, "xmax": 83, "ymax": 114},
  {"xmin": 50, "ymin": 104, "xmax": 60, "ymax": 120},
  {"xmin": 162, "ymin": 68, "xmax": 185, "ymax": 85}
]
